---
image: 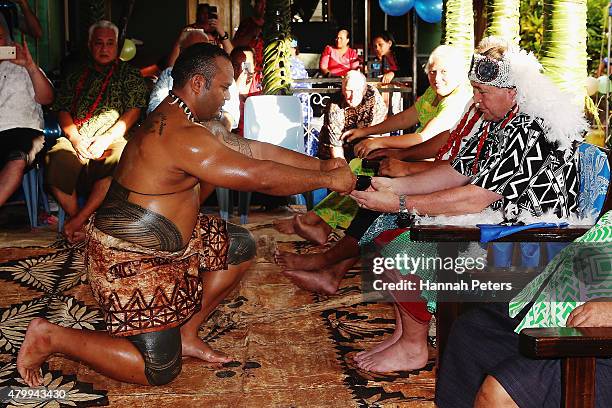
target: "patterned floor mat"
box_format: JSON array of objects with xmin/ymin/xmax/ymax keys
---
[{"xmin": 0, "ymin": 224, "xmax": 435, "ymax": 407}]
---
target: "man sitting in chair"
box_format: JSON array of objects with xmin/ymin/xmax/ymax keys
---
[
  {"xmin": 17, "ymin": 42, "xmax": 355, "ymax": 388},
  {"xmin": 0, "ymin": 24, "xmax": 53, "ymax": 208},
  {"xmin": 45, "ymin": 20, "xmax": 148, "ymax": 241}
]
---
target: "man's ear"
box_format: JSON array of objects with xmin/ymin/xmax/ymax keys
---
[{"xmin": 191, "ymin": 73, "xmax": 209, "ymax": 95}]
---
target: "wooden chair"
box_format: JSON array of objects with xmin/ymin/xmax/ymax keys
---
[{"xmin": 410, "ymin": 144, "xmax": 612, "ymax": 408}]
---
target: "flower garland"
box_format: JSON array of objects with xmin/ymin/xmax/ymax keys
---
[
  {"xmin": 435, "ymin": 104, "xmax": 481, "ymax": 161},
  {"xmin": 71, "ymin": 63, "xmax": 117, "ymax": 128},
  {"xmin": 471, "ymin": 104, "xmax": 518, "ymax": 173}
]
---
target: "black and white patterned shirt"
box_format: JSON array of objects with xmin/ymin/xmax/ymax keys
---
[{"xmin": 451, "ymin": 112, "xmax": 578, "ymax": 220}]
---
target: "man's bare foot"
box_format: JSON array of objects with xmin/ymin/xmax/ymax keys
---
[
  {"xmin": 274, "ymin": 250, "xmax": 329, "ymax": 270},
  {"xmin": 17, "ymin": 318, "xmax": 54, "ymax": 387},
  {"xmin": 64, "ymin": 216, "xmax": 87, "ymax": 243},
  {"xmin": 355, "ymin": 304, "xmax": 403, "ymax": 362},
  {"xmin": 294, "ymin": 214, "xmax": 331, "ymax": 245},
  {"xmin": 356, "ymin": 336, "xmax": 429, "ymax": 373},
  {"xmin": 181, "ymin": 334, "xmax": 232, "ymax": 365},
  {"xmin": 273, "ymin": 216, "xmax": 296, "ymax": 235}
]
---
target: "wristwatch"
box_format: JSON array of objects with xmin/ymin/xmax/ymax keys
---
[
  {"xmin": 219, "ymin": 31, "xmax": 229, "ymax": 41},
  {"xmin": 396, "ymin": 194, "xmax": 414, "ymax": 228}
]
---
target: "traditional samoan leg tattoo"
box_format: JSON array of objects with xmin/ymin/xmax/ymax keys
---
[{"xmin": 201, "ymin": 119, "xmax": 254, "ymax": 158}]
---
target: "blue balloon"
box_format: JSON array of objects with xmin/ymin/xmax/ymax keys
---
[
  {"xmin": 415, "ymin": 0, "xmax": 442, "ymax": 23},
  {"xmin": 379, "ymin": 0, "xmax": 415, "ymax": 17}
]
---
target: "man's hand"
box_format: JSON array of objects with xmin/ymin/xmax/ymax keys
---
[
  {"xmin": 379, "ymin": 158, "xmax": 411, "ymax": 177},
  {"xmin": 328, "ymin": 164, "xmax": 356, "ymax": 194},
  {"xmin": 354, "ymin": 138, "xmax": 383, "ymax": 158},
  {"xmin": 87, "ymin": 134, "xmax": 113, "ymax": 160},
  {"xmin": 341, "ymin": 128, "xmax": 369, "ymax": 143},
  {"xmin": 566, "ymin": 299, "xmax": 612, "ymax": 327},
  {"xmin": 320, "ymin": 157, "xmax": 347, "ymax": 172},
  {"xmin": 367, "ymin": 148, "xmax": 404, "ymax": 160},
  {"xmin": 70, "ymin": 137, "xmax": 94, "ymax": 163}
]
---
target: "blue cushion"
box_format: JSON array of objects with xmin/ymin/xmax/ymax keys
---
[{"xmin": 577, "ymin": 143, "xmax": 610, "ymax": 219}]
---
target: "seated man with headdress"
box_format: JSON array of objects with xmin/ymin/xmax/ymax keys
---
[
  {"xmin": 45, "ymin": 20, "xmax": 148, "ymax": 242},
  {"xmin": 17, "ymin": 42, "xmax": 355, "ymax": 388},
  {"xmin": 278, "ymin": 36, "xmax": 586, "ymax": 373}
]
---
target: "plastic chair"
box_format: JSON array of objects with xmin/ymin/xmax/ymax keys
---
[{"xmin": 219, "ymin": 95, "xmax": 309, "ymax": 224}]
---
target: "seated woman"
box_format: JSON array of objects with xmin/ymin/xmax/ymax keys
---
[
  {"xmin": 319, "ymin": 29, "xmax": 360, "ymax": 78},
  {"xmin": 274, "ymin": 45, "xmax": 472, "ymax": 244},
  {"xmin": 371, "ymin": 31, "xmax": 398, "ymax": 84},
  {"xmin": 437, "ymin": 212, "xmax": 612, "ymax": 407}
]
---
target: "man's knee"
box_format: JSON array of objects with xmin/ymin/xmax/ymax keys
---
[
  {"xmin": 227, "ymin": 223, "xmax": 256, "ymax": 265},
  {"xmin": 128, "ymin": 327, "xmax": 182, "ymax": 386},
  {"xmin": 474, "ymin": 375, "xmax": 517, "ymax": 408}
]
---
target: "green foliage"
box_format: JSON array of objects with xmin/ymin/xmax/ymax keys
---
[
  {"xmin": 520, "ymin": 0, "xmax": 608, "ymax": 73},
  {"xmin": 262, "ymin": 0, "xmax": 292, "ymax": 95}
]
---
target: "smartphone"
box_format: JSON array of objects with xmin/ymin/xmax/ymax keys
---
[
  {"xmin": 0, "ymin": 46, "xmax": 16, "ymax": 60},
  {"xmin": 355, "ymin": 175, "xmax": 372, "ymax": 191},
  {"xmin": 242, "ymin": 61, "xmax": 254, "ymax": 74},
  {"xmin": 208, "ymin": 5, "xmax": 218, "ymax": 20}
]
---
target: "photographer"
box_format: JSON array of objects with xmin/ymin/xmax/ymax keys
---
[
  {"xmin": 0, "ymin": 27, "xmax": 53, "ymax": 208},
  {"xmin": 168, "ymin": 3, "xmax": 232, "ymax": 66}
]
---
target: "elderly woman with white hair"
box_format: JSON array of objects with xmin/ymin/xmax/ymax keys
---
[
  {"xmin": 274, "ymin": 45, "xmax": 472, "ymax": 244},
  {"xmin": 342, "ymin": 44, "xmax": 472, "ymax": 159}
]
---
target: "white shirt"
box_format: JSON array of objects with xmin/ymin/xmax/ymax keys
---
[{"xmin": 0, "ymin": 61, "xmax": 44, "ymax": 132}]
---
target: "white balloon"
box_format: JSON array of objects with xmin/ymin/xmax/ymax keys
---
[
  {"xmin": 586, "ymin": 76, "xmax": 598, "ymax": 96},
  {"xmin": 597, "ymin": 75, "xmax": 611, "ymax": 94}
]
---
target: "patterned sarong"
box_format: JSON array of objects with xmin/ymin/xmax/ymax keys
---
[{"xmin": 85, "ymin": 214, "xmax": 229, "ymax": 337}]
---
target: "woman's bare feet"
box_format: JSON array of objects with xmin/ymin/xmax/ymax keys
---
[
  {"xmin": 17, "ymin": 318, "xmax": 54, "ymax": 387},
  {"xmin": 181, "ymin": 334, "xmax": 232, "ymax": 365},
  {"xmin": 273, "ymin": 216, "xmax": 297, "ymax": 234},
  {"xmin": 294, "ymin": 214, "xmax": 331, "ymax": 245},
  {"xmin": 356, "ymin": 307, "xmax": 430, "ymax": 373},
  {"xmin": 274, "ymin": 250, "xmax": 331, "ymax": 270},
  {"xmin": 356, "ymin": 335, "xmax": 429, "ymax": 373},
  {"xmin": 354, "ymin": 303, "xmax": 403, "ymax": 362}
]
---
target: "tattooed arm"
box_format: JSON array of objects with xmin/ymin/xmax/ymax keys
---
[{"xmin": 201, "ymin": 119, "xmax": 331, "ymax": 171}]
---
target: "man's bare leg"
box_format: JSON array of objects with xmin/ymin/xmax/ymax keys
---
[
  {"xmin": 474, "ymin": 376, "xmax": 519, "ymax": 408},
  {"xmin": 354, "ymin": 302, "xmax": 403, "ymax": 362},
  {"xmin": 273, "ymin": 214, "xmax": 298, "ymax": 234},
  {"xmin": 180, "ymin": 259, "xmax": 253, "ymax": 363},
  {"xmin": 356, "ymin": 305, "xmax": 429, "ymax": 373},
  {"xmin": 283, "ymin": 256, "xmax": 358, "ymax": 294},
  {"xmin": 50, "ymin": 186, "xmax": 79, "ymax": 218},
  {"xmin": 0, "ymin": 160, "xmax": 26, "ymax": 206},
  {"xmin": 275, "ymin": 235, "xmax": 360, "ymax": 270},
  {"xmin": 293, "ymin": 212, "xmax": 332, "ymax": 245},
  {"xmin": 63, "ymin": 177, "xmax": 111, "ymax": 242},
  {"xmin": 17, "ymin": 318, "xmax": 148, "ymax": 387}
]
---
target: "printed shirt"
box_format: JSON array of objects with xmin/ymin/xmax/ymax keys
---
[
  {"xmin": 319, "ymin": 46, "xmax": 360, "ymax": 77},
  {"xmin": 0, "ymin": 61, "xmax": 44, "ymax": 132},
  {"xmin": 451, "ymin": 111, "xmax": 578, "ymax": 219},
  {"xmin": 52, "ymin": 60, "xmax": 148, "ymax": 141}
]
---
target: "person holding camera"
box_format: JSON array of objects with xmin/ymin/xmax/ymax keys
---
[
  {"xmin": 0, "ymin": 25, "xmax": 53, "ymax": 208},
  {"xmin": 0, "ymin": 0, "xmax": 42, "ymax": 40},
  {"xmin": 168, "ymin": 3, "xmax": 232, "ymax": 66}
]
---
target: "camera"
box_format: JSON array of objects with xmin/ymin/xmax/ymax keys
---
[
  {"xmin": 0, "ymin": 46, "xmax": 16, "ymax": 60},
  {"xmin": 208, "ymin": 5, "xmax": 218, "ymax": 20},
  {"xmin": 241, "ymin": 61, "xmax": 254, "ymax": 74}
]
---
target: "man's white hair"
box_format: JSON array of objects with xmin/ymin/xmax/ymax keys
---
[
  {"xmin": 88, "ymin": 20, "xmax": 119, "ymax": 43},
  {"xmin": 424, "ymin": 45, "xmax": 465, "ymax": 74},
  {"xmin": 343, "ymin": 70, "xmax": 367, "ymax": 89}
]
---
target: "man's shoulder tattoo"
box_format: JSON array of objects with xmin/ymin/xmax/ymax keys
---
[
  {"xmin": 142, "ymin": 112, "xmax": 168, "ymax": 137},
  {"xmin": 201, "ymin": 119, "xmax": 253, "ymax": 157}
]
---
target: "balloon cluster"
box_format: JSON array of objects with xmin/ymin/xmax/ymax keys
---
[
  {"xmin": 379, "ymin": 0, "xmax": 442, "ymax": 23},
  {"xmin": 585, "ymin": 76, "xmax": 611, "ymax": 96}
]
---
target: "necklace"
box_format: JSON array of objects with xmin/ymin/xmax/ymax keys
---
[
  {"xmin": 168, "ymin": 90, "xmax": 198, "ymax": 122},
  {"xmin": 470, "ymin": 105, "xmax": 518, "ymax": 173},
  {"xmin": 435, "ymin": 104, "xmax": 482, "ymax": 161},
  {"xmin": 71, "ymin": 62, "xmax": 116, "ymax": 128}
]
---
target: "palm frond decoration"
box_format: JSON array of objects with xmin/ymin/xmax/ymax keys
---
[
  {"xmin": 539, "ymin": 0, "xmax": 588, "ymax": 106},
  {"xmin": 47, "ymin": 296, "xmax": 102, "ymax": 331},
  {"xmin": 262, "ymin": 0, "xmax": 292, "ymax": 95},
  {"xmin": 2, "ymin": 251, "xmax": 72, "ymax": 294},
  {"xmin": 0, "ymin": 298, "xmax": 46, "ymax": 354},
  {"xmin": 485, "ymin": 0, "xmax": 520, "ymax": 44},
  {"xmin": 441, "ymin": 0, "xmax": 475, "ymax": 68}
]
